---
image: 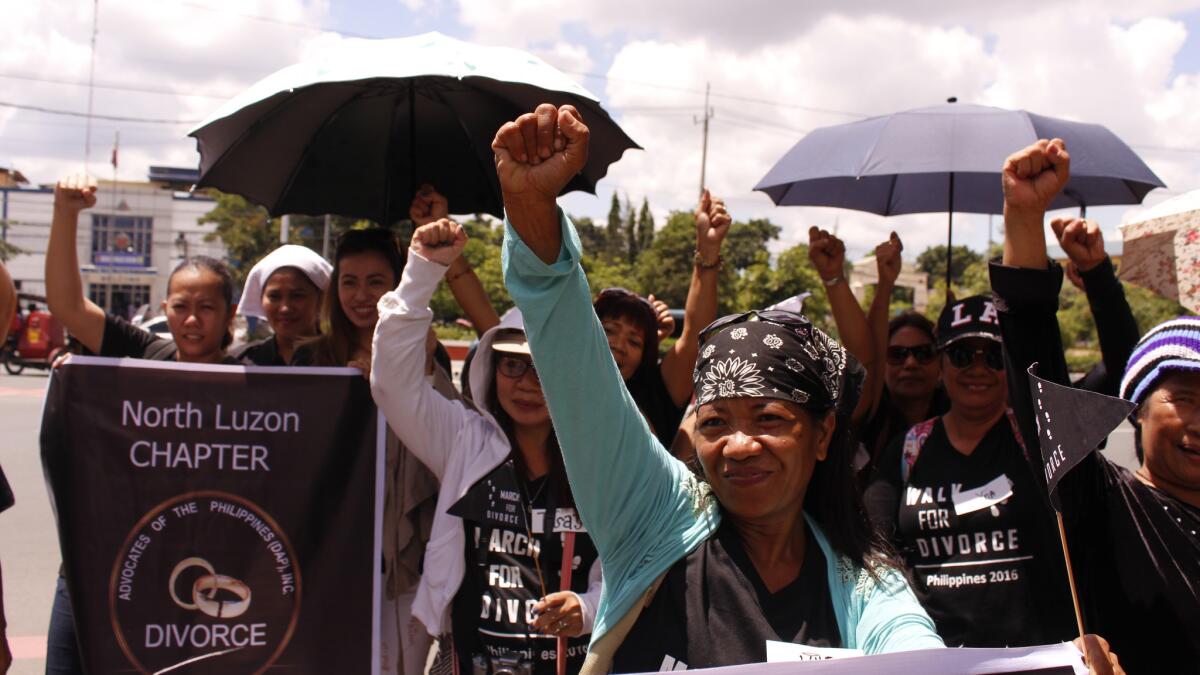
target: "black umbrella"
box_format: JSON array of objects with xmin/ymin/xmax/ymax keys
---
[{"xmin": 189, "ymin": 32, "xmax": 639, "ymax": 222}]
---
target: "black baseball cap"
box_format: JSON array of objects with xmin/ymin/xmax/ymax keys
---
[{"xmin": 936, "ymin": 295, "xmax": 1002, "ymax": 348}]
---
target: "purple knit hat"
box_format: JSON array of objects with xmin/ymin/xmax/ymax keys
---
[{"xmin": 1119, "ymin": 316, "xmax": 1200, "ymax": 406}]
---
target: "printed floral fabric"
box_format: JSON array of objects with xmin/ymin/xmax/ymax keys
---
[
  {"xmin": 692, "ymin": 313, "xmax": 862, "ymax": 413},
  {"xmin": 1120, "ymin": 213, "xmax": 1200, "ymax": 313}
]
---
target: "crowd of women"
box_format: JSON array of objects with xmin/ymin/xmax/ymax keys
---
[{"xmin": 0, "ymin": 103, "xmax": 1196, "ymax": 674}]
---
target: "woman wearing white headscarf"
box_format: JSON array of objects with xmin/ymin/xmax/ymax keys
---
[{"xmin": 234, "ymin": 244, "xmax": 332, "ymax": 365}]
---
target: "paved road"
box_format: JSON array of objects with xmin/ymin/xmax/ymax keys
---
[{"xmin": 0, "ymin": 368, "xmax": 1140, "ymax": 673}]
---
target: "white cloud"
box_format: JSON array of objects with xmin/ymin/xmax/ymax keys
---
[
  {"xmin": 0, "ymin": 0, "xmax": 332, "ymax": 183},
  {"xmin": 473, "ymin": 3, "xmax": 1200, "ymax": 262}
]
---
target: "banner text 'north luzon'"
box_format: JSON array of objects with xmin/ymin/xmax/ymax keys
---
[{"xmin": 120, "ymin": 399, "xmax": 304, "ymax": 472}]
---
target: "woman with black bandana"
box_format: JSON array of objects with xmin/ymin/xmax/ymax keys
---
[{"xmin": 494, "ymin": 103, "xmax": 944, "ymax": 670}]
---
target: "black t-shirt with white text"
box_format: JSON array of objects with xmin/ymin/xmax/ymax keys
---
[
  {"xmin": 451, "ymin": 475, "xmax": 597, "ymax": 675},
  {"xmin": 864, "ymin": 417, "xmax": 1074, "ymax": 647},
  {"xmin": 612, "ymin": 520, "xmax": 840, "ymax": 672}
]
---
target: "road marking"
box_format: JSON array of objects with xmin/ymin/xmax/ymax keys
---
[{"xmin": 10, "ymin": 634, "xmax": 47, "ymax": 660}]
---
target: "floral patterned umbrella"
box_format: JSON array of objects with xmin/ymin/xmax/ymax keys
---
[{"xmin": 1120, "ymin": 192, "xmax": 1200, "ymax": 313}]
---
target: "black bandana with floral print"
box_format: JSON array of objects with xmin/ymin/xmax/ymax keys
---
[{"xmin": 693, "ymin": 313, "xmax": 862, "ymax": 416}]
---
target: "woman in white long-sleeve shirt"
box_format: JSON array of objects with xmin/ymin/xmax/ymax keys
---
[{"xmin": 370, "ymin": 219, "xmax": 602, "ymax": 675}]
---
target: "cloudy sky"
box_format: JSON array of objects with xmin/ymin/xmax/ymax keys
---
[{"xmin": 5, "ymin": 0, "xmax": 1200, "ymax": 258}]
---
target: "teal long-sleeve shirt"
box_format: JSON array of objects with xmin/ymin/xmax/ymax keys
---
[{"xmin": 502, "ymin": 209, "xmax": 943, "ymax": 655}]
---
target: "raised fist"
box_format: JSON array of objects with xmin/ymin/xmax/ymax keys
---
[
  {"xmin": 409, "ymin": 184, "xmax": 449, "ymax": 227},
  {"xmin": 875, "ymin": 231, "xmax": 903, "ymax": 287},
  {"xmin": 1002, "ymin": 139, "xmax": 1070, "ymax": 217},
  {"xmin": 695, "ymin": 189, "xmax": 732, "ymax": 260},
  {"xmin": 648, "ymin": 294, "xmax": 674, "ymax": 342},
  {"xmin": 54, "ymin": 174, "xmax": 98, "ymax": 215},
  {"xmin": 808, "ymin": 226, "xmax": 846, "ymax": 283},
  {"xmin": 1050, "ymin": 217, "xmax": 1106, "ymax": 274},
  {"xmin": 492, "ymin": 104, "xmax": 589, "ymax": 205},
  {"xmin": 411, "ymin": 218, "xmax": 467, "ymax": 267}
]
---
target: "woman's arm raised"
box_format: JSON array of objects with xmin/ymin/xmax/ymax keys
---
[
  {"xmin": 45, "ymin": 176, "xmax": 106, "ymax": 353},
  {"xmin": 371, "ymin": 219, "xmax": 477, "ymax": 480}
]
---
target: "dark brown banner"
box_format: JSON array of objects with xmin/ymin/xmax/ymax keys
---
[{"xmin": 41, "ymin": 356, "xmax": 383, "ymax": 674}]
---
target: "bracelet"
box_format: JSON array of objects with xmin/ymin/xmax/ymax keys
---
[
  {"xmin": 694, "ymin": 250, "xmax": 723, "ymax": 271},
  {"xmin": 444, "ymin": 267, "xmax": 474, "ymax": 284},
  {"xmin": 821, "ymin": 275, "xmax": 844, "ymax": 287}
]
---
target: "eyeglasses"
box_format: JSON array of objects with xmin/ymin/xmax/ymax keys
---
[
  {"xmin": 699, "ymin": 310, "xmax": 812, "ymax": 346},
  {"xmin": 886, "ymin": 344, "xmax": 937, "ymax": 365},
  {"xmin": 944, "ymin": 343, "xmax": 1004, "ymax": 371},
  {"xmin": 497, "ymin": 355, "xmax": 538, "ymax": 380}
]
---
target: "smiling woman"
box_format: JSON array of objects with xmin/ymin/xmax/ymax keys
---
[{"xmin": 493, "ymin": 103, "xmax": 942, "ymax": 672}]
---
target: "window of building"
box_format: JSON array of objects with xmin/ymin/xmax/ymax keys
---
[
  {"xmin": 91, "ymin": 215, "xmax": 154, "ymax": 267},
  {"xmin": 88, "ymin": 283, "xmax": 151, "ymax": 320}
]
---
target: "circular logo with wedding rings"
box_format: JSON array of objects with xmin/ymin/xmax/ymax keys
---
[{"xmin": 108, "ymin": 491, "xmax": 301, "ymax": 674}]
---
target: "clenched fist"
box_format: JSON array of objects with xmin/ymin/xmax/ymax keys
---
[
  {"xmin": 410, "ymin": 218, "xmax": 467, "ymax": 267},
  {"xmin": 492, "ymin": 104, "xmax": 589, "ymax": 205}
]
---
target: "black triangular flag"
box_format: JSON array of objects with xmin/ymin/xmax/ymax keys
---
[
  {"xmin": 1027, "ymin": 363, "xmax": 1136, "ymax": 509},
  {"xmin": 447, "ymin": 460, "xmax": 526, "ymax": 528}
]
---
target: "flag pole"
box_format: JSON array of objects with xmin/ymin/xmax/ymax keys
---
[{"xmin": 1055, "ymin": 511, "xmax": 1086, "ymax": 636}]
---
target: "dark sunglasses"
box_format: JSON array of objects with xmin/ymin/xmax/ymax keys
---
[
  {"xmin": 944, "ymin": 343, "xmax": 1004, "ymax": 371},
  {"xmin": 699, "ymin": 310, "xmax": 812, "ymax": 346},
  {"xmin": 497, "ymin": 355, "xmax": 538, "ymax": 380},
  {"xmin": 887, "ymin": 344, "xmax": 937, "ymax": 365}
]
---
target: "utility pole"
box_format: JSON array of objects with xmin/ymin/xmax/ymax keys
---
[
  {"xmin": 280, "ymin": 214, "xmax": 290, "ymax": 244},
  {"xmin": 84, "ymin": 0, "xmax": 99, "ymax": 173},
  {"xmin": 322, "ymin": 214, "xmax": 332, "ymax": 259},
  {"xmin": 695, "ymin": 82, "xmax": 714, "ymax": 199}
]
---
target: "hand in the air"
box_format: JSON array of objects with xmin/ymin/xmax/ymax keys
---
[
  {"xmin": 530, "ymin": 591, "xmax": 584, "ymax": 638},
  {"xmin": 648, "ymin": 294, "xmax": 674, "ymax": 342},
  {"xmin": 808, "ymin": 226, "xmax": 847, "ymax": 283},
  {"xmin": 875, "ymin": 231, "xmax": 903, "ymax": 286},
  {"xmin": 1002, "ymin": 139, "xmax": 1070, "ymax": 217},
  {"xmin": 492, "ymin": 104, "xmax": 589, "ymax": 203},
  {"xmin": 1051, "ymin": 217, "xmax": 1106, "ymax": 273},
  {"xmin": 410, "ymin": 218, "xmax": 467, "ymax": 267},
  {"xmin": 695, "ymin": 190, "xmax": 732, "ymax": 260},
  {"xmin": 409, "ymin": 184, "xmax": 449, "ymax": 227},
  {"xmin": 54, "ymin": 174, "xmax": 98, "ymax": 215}
]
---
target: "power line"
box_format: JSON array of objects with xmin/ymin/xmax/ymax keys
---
[
  {"xmin": 0, "ymin": 101, "xmax": 198, "ymax": 125},
  {"xmin": 0, "ymin": 72, "xmax": 236, "ymax": 100},
  {"xmin": 169, "ymin": 0, "xmax": 377, "ymax": 38}
]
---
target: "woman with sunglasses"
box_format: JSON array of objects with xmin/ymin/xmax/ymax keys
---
[
  {"xmin": 864, "ymin": 294, "xmax": 1077, "ymax": 647},
  {"xmin": 371, "ymin": 219, "xmax": 602, "ymax": 675},
  {"xmin": 594, "ymin": 190, "xmax": 730, "ymax": 448},
  {"xmin": 493, "ymin": 103, "xmax": 944, "ymax": 670}
]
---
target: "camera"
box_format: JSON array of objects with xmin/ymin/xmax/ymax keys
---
[{"xmin": 472, "ymin": 652, "xmax": 534, "ymax": 675}]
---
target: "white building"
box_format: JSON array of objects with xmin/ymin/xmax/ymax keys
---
[
  {"xmin": 2, "ymin": 167, "xmax": 223, "ymax": 318},
  {"xmin": 849, "ymin": 254, "xmax": 930, "ymax": 313}
]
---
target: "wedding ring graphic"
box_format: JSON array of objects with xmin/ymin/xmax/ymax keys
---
[{"xmin": 169, "ymin": 557, "xmax": 253, "ymax": 619}]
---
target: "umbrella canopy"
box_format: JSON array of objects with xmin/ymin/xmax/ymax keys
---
[
  {"xmin": 754, "ymin": 103, "xmax": 1163, "ymax": 216},
  {"xmin": 1119, "ymin": 192, "xmax": 1200, "ymax": 314},
  {"xmin": 189, "ymin": 32, "xmax": 639, "ymax": 222}
]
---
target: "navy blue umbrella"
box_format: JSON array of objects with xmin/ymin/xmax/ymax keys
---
[{"xmin": 754, "ymin": 102, "xmax": 1164, "ymax": 288}]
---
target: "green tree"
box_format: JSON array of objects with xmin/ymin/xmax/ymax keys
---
[
  {"xmin": 0, "ymin": 238, "xmax": 26, "ymax": 263},
  {"xmin": 200, "ymin": 192, "xmax": 279, "ymax": 285},
  {"xmin": 624, "ymin": 196, "xmax": 638, "ymax": 265},
  {"xmin": 572, "ymin": 216, "xmax": 608, "ymax": 257},
  {"xmin": 637, "ymin": 198, "xmax": 655, "ymax": 252},
  {"xmin": 605, "ymin": 192, "xmax": 623, "ymax": 261},
  {"xmin": 916, "ymin": 244, "xmax": 984, "ymax": 289}
]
